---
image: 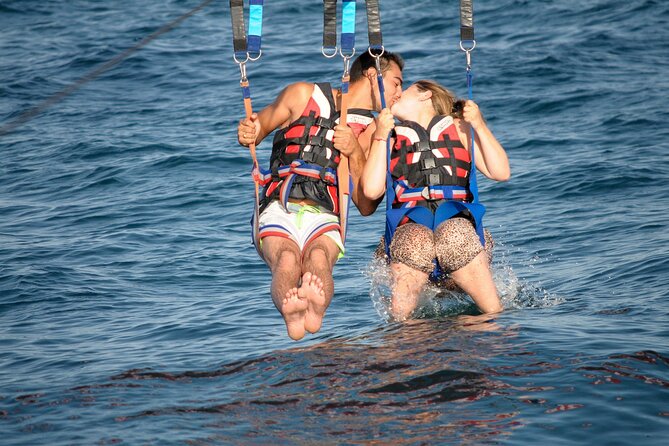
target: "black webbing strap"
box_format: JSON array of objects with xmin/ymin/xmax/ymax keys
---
[
  {"xmin": 365, "ymin": 0, "xmax": 383, "ymax": 50},
  {"xmin": 230, "ymin": 0, "xmax": 247, "ymax": 57},
  {"xmin": 460, "ymin": 0, "xmax": 474, "ymax": 41},
  {"xmin": 323, "ymin": 0, "xmax": 338, "ymax": 54}
]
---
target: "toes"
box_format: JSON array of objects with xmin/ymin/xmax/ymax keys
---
[
  {"xmin": 302, "ymin": 272, "xmax": 312, "ymax": 284},
  {"xmin": 303, "ymin": 272, "xmax": 322, "ymax": 290}
]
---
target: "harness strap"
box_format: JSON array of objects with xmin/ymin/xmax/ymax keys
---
[
  {"xmin": 334, "ymin": 1, "xmax": 357, "ymax": 244},
  {"xmin": 365, "ymin": 0, "xmax": 383, "ymax": 51},
  {"xmin": 230, "ymin": 0, "xmax": 264, "ymax": 253},
  {"xmin": 230, "ymin": 0, "xmax": 263, "ymax": 59},
  {"xmin": 341, "ymin": 0, "xmax": 357, "ymax": 56},
  {"xmin": 393, "ymin": 183, "xmax": 469, "ymax": 203},
  {"xmin": 322, "ymin": 0, "xmax": 338, "ymax": 56},
  {"xmin": 255, "ymin": 161, "xmax": 338, "ymax": 187},
  {"xmin": 460, "ymin": 0, "xmax": 474, "ymax": 42},
  {"xmin": 247, "ymin": 0, "xmax": 264, "ymax": 58},
  {"xmin": 230, "ymin": 0, "xmax": 247, "ymax": 58},
  {"xmin": 460, "ymin": 0, "xmax": 484, "ymax": 246},
  {"xmin": 460, "ymin": 0, "xmax": 480, "ymax": 208}
]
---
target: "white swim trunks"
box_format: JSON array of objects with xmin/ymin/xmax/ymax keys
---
[{"xmin": 253, "ymin": 200, "xmax": 344, "ymax": 259}]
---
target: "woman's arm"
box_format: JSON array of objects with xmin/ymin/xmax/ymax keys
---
[
  {"xmin": 361, "ymin": 108, "xmax": 395, "ymax": 200},
  {"xmin": 456, "ymin": 100, "xmax": 510, "ymax": 182}
]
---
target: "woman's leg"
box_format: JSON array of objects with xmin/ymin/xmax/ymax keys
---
[
  {"xmin": 387, "ymin": 223, "xmax": 435, "ymax": 320},
  {"xmin": 435, "ymin": 218, "xmax": 502, "ymax": 314}
]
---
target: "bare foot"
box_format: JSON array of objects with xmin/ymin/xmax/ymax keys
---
[
  {"xmin": 298, "ymin": 272, "xmax": 327, "ymax": 333},
  {"xmin": 282, "ymin": 287, "xmax": 308, "ymax": 340}
]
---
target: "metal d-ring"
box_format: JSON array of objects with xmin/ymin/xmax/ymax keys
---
[
  {"xmin": 339, "ymin": 47, "xmax": 356, "ymax": 59},
  {"xmin": 247, "ymin": 49, "xmax": 262, "ymax": 62},
  {"xmin": 233, "ymin": 52, "xmax": 250, "ymax": 65},
  {"xmin": 322, "ymin": 46, "xmax": 338, "ymax": 58},
  {"xmin": 459, "ymin": 40, "xmax": 477, "ymax": 52},
  {"xmin": 368, "ymin": 45, "xmax": 385, "ymax": 59}
]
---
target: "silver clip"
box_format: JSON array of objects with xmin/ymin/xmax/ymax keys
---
[
  {"xmin": 238, "ymin": 61, "xmax": 248, "ymax": 83},
  {"xmin": 342, "ymin": 56, "xmax": 351, "ymax": 78}
]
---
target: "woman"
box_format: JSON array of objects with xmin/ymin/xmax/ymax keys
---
[{"xmin": 361, "ymin": 80, "xmax": 510, "ymax": 320}]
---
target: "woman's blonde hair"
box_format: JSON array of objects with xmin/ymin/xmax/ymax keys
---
[{"xmin": 414, "ymin": 80, "xmax": 464, "ymax": 118}]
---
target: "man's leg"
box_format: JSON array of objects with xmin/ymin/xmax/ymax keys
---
[
  {"xmin": 261, "ymin": 236, "xmax": 308, "ymax": 340},
  {"xmin": 388, "ymin": 223, "xmax": 435, "ymax": 320},
  {"xmin": 434, "ymin": 218, "xmax": 502, "ymax": 314},
  {"xmin": 301, "ymin": 235, "xmax": 340, "ymax": 334}
]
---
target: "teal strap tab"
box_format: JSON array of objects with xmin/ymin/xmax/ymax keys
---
[
  {"xmin": 341, "ymin": 0, "xmax": 356, "ymax": 51},
  {"xmin": 248, "ymin": 4, "xmax": 263, "ymax": 37}
]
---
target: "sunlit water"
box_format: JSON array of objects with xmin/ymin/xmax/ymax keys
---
[{"xmin": 1, "ymin": 0, "xmax": 668, "ymax": 444}]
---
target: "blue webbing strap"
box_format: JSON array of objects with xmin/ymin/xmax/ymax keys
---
[
  {"xmin": 460, "ymin": 0, "xmax": 479, "ymax": 205},
  {"xmin": 341, "ymin": 0, "xmax": 356, "ymax": 57},
  {"xmin": 362, "ymin": 1, "xmax": 391, "ymax": 212},
  {"xmin": 247, "ymin": 0, "xmax": 264, "ymax": 58},
  {"xmin": 332, "ymin": 1, "xmax": 357, "ymax": 244},
  {"xmin": 460, "ymin": 0, "xmax": 486, "ymax": 246},
  {"xmin": 230, "ymin": 0, "xmax": 264, "ymax": 60},
  {"xmin": 466, "ymin": 69, "xmax": 480, "ymax": 204},
  {"xmin": 364, "ymin": 0, "xmax": 394, "ymax": 255}
]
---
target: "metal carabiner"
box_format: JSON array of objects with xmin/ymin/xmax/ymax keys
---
[
  {"xmin": 459, "ymin": 40, "xmax": 476, "ymax": 70},
  {"xmin": 238, "ymin": 60, "xmax": 248, "ymax": 83},
  {"xmin": 342, "ymin": 55, "xmax": 352, "ymax": 78}
]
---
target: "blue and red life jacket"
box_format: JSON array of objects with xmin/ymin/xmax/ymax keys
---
[
  {"xmin": 384, "ymin": 115, "xmax": 486, "ymax": 265},
  {"xmin": 253, "ymin": 82, "xmax": 374, "ymax": 214}
]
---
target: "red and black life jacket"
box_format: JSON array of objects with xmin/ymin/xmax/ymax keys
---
[
  {"xmin": 390, "ymin": 115, "xmax": 473, "ymax": 212},
  {"xmin": 254, "ymin": 82, "xmax": 374, "ymax": 213}
]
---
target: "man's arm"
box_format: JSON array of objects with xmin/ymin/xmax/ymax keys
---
[
  {"xmin": 237, "ymin": 82, "xmax": 313, "ymax": 147},
  {"xmin": 333, "ymin": 123, "xmax": 383, "ymax": 216}
]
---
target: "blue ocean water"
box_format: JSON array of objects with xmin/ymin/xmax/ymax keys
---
[{"xmin": 1, "ymin": 0, "xmax": 668, "ymax": 444}]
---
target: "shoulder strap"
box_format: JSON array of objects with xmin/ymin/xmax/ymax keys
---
[{"xmin": 315, "ymin": 82, "xmax": 337, "ymax": 114}]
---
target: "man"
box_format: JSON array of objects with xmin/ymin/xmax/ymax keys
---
[{"xmin": 237, "ymin": 51, "xmax": 404, "ymax": 340}]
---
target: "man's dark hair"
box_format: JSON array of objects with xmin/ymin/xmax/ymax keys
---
[{"xmin": 350, "ymin": 51, "xmax": 404, "ymax": 83}]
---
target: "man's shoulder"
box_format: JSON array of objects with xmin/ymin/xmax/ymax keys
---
[{"xmin": 282, "ymin": 81, "xmax": 316, "ymax": 96}]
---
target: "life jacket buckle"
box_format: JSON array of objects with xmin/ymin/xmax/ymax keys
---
[
  {"xmin": 308, "ymin": 135, "xmax": 325, "ymax": 147},
  {"xmin": 302, "ymin": 150, "xmax": 315, "ymax": 162},
  {"xmin": 429, "ymin": 173, "xmax": 441, "ymax": 186},
  {"xmin": 315, "ymin": 116, "xmax": 334, "ymax": 130},
  {"xmin": 421, "ymin": 158, "xmax": 436, "ymax": 170},
  {"xmin": 414, "ymin": 141, "xmax": 431, "ymax": 152},
  {"xmin": 421, "ymin": 187, "xmax": 431, "ymax": 200}
]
